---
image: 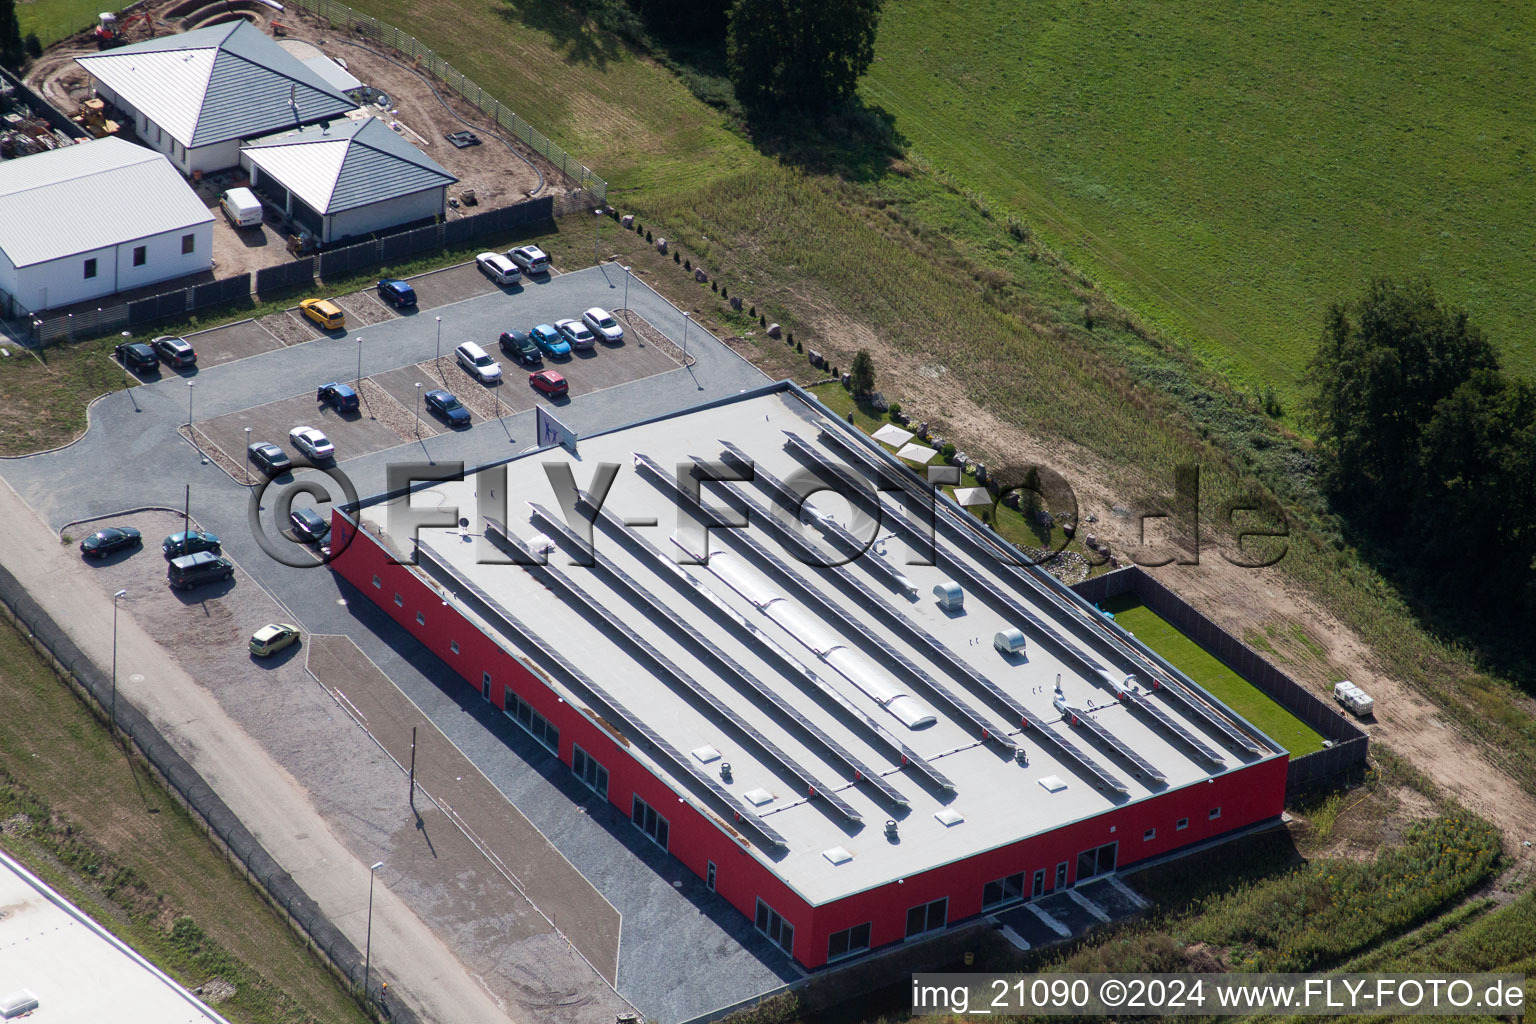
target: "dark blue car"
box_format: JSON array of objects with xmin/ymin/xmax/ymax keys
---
[
  {"xmin": 318, "ymin": 382, "xmax": 360, "ymax": 412},
  {"xmin": 377, "ymin": 279, "xmax": 417, "ymax": 308},
  {"xmin": 425, "ymin": 388, "xmax": 471, "ymax": 428}
]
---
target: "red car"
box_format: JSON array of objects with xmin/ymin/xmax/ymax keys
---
[{"xmin": 529, "ymin": 369, "xmax": 568, "ymax": 397}]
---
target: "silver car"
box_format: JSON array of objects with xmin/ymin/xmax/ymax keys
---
[
  {"xmin": 581, "ymin": 307, "xmax": 624, "ymax": 343},
  {"xmin": 555, "ymin": 318, "xmax": 596, "ymax": 351}
]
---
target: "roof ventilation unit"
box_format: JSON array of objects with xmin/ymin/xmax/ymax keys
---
[
  {"xmin": 884, "ymin": 819, "xmax": 899, "ymax": 840},
  {"xmin": 0, "ymin": 990, "xmax": 39, "ymax": 1020},
  {"xmin": 933, "ymin": 581, "xmax": 964, "ymax": 612},
  {"xmin": 993, "ymin": 628, "xmax": 1027, "ymax": 655}
]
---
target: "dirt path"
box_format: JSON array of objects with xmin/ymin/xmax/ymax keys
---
[
  {"xmin": 0, "ymin": 478, "xmax": 517, "ymax": 1024},
  {"xmin": 790, "ymin": 306, "xmax": 1536, "ymax": 858}
]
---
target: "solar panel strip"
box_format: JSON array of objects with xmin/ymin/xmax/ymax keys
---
[
  {"xmin": 1057, "ymin": 703, "xmax": 1167, "ymax": 782},
  {"xmin": 522, "ymin": 503, "xmax": 910, "ymax": 811},
  {"xmin": 412, "ymin": 542, "xmax": 790, "ymax": 849},
  {"xmin": 1125, "ymin": 694, "xmax": 1227, "ymax": 767},
  {"xmin": 582, "ymin": 503, "xmax": 959, "ymax": 796},
  {"xmin": 635, "ymin": 454, "xmax": 1018, "ymax": 754}
]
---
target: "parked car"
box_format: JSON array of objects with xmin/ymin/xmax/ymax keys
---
[
  {"xmin": 250, "ymin": 622, "xmax": 302, "ymax": 658},
  {"xmin": 151, "ymin": 335, "xmax": 196, "ymax": 368},
  {"xmin": 299, "ymin": 298, "xmax": 345, "ymax": 331},
  {"xmin": 507, "ymin": 244, "xmax": 549, "ymax": 275},
  {"xmin": 476, "ymin": 252, "xmax": 521, "ymax": 286},
  {"xmin": 499, "ymin": 329, "xmax": 541, "ymax": 365},
  {"xmin": 289, "ymin": 507, "xmax": 330, "ymax": 543},
  {"xmin": 1333, "ymin": 680, "xmax": 1375, "ymax": 717},
  {"xmin": 80, "ymin": 526, "xmax": 141, "ymax": 559},
  {"xmin": 317, "ymin": 382, "xmax": 360, "ymax": 413},
  {"xmin": 529, "ymin": 369, "xmax": 569, "ymax": 398},
  {"xmin": 167, "ymin": 550, "xmax": 234, "ymax": 590},
  {"xmin": 248, "ymin": 441, "xmax": 292, "ymax": 476},
  {"xmin": 162, "ymin": 530, "xmax": 221, "ymax": 558},
  {"xmin": 529, "ymin": 323, "xmax": 571, "ymax": 359},
  {"xmin": 114, "ymin": 341, "xmax": 159, "ymax": 374},
  {"xmin": 219, "ymin": 187, "xmax": 263, "ymax": 227},
  {"xmin": 376, "ymin": 278, "xmax": 417, "ymax": 308},
  {"xmin": 454, "ymin": 341, "xmax": 502, "ymax": 384},
  {"xmin": 424, "ymin": 389, "xmax": 471, "ymax": 427},
  {"xmin": 582, "ymin": 307, "xmax": 624, "ymax": 343},
  {"xmin": 289, "ymin": 426, "xmax": 335, "ymax": 462},
  {"xmin": 555, "ymin": 318, "xmax": 596, "ymax": 351}
]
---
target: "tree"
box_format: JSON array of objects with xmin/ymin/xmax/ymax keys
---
[
  {"xmin": 727, "ymin": 0, "xmax": 882, "ymax": 113},
  {"xmin": 849, "ymin": 348, "xmax": 875, "ymax": 394},
  {"xmin": 1306, "ymin": 277, "xmax": 1496, "ymax": 519},
  {"xmin": 0, "ymin": 0, "xmax": 25, "ymax": 71}
]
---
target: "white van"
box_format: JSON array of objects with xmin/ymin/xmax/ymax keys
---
[{"xmin": 219, "ymin": 187, "xmax": 263, "ymax": 228}]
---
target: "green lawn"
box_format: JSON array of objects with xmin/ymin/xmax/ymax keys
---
[
  {"xmin": 17, "ymin": 0, "xmax": 110, "ymax": 45},
  {"xmin": 861, "ymin": 0, "xmax": 1536, "ymax": 408},
  {"xmin": 1103, "ymin": 595, "xmax": 1326, "ymax": 756}
]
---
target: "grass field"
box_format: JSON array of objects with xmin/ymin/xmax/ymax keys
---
[
  {"xmin": 861, "ymin": 1, "xmax": 1536, "ymax": 407},
  {"xmin": 0, "ymin": 615, "xmax": 370, "ymax": 1024},
  {"xmin": 16, "ymin": 0, "xmax": 106, "ymax": 45},
  {"xmin": 1102, "ymin": 595, "xmax": 1326, "ymax": 755}
]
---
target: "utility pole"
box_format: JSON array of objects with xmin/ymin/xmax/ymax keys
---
[
  {"xmin": 408, "ymin": 726, "xmax": 417, "ymax": 808},
  {"xmin": 111, "ymin": 589, "xmax": 127, "ymax": 742},
  {"xmin": 364, "ymin": 861, "xmax": 384, "ymax": 1000},
  {"xmin": 183, "ymin": 484, "xmax": 190, "ymax": 538}
]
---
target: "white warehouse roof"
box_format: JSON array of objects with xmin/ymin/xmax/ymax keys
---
[
  {"xmin": 242, "ymin": 116, "xmax": 456, "ymax": 214},
  {"xmin": 0, "ymin": 849, "xmax": 232, "ymax": 1023},
  {"xmin": 0, "ymin": 138, "xmax": 213, "ymax": 268},
  {"xmin": 356, "ymin": 385, "xmax": 1284, "ymax": 906},
  {"xmin": 76, "ymin": 21, "xmax": 355, "ymax": 148}
]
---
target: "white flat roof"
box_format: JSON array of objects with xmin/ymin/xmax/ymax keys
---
[
  {"xmin": 0, "ymin": 850, "xmax": 231, "ymax": 1023},
  {"xmin": 360, "ymin": 386, "xmax": 1282, "ymax": 906}
]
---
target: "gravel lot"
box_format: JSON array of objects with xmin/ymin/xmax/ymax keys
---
[
  {"xmin": 618, "ymin": 310, "xmax": 693, "ymax": 368},
  {"xmin": 259, "ymin": 310, "xmax": 324, "ymax": 347},
  {"xmin": 336, "ymin": 289, "xmax": 398, "ymax": 329},
  {"xmin": 357, "ymin": 377, "xmax": 438, "ymax": 439}
]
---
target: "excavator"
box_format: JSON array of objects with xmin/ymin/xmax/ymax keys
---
[{"xmin": 93, "ymin": 10, "xmax": 156, "ymax": 49}]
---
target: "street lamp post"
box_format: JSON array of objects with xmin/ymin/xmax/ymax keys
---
[
  {"xmin": 111, "ymin": 589, "xmax": 127, "ymax": 740},
  {"xmin": 355, "ymin": 335, "xmax": 363, "ymax": 389},
  {"xmin": 414, "ymin": 382, "xmax": 422, "ymax": 436},
  {"xmin": 186, "ymin": 380, "xmax": 195, "ymax": 428},
  {"xmin": 682, "ymin": 311, "xmax": 691, "ymax": 362},
  {"xmin": 622, "ymin": 265, "xmax": 631, "ymax": 327},
  {"xmin": 243, "ymin": 427, "xmax": 251, "ymax": 485},
  {"xmin": 364, "ymin": 861, "xmax": 384, "ymax": 999},
  {"xmin": 434, "ymin": 316, "xmax": 442, "ymax": 374},
  {"xmin": 594, "ymin": 206, "xmax": 603, "ymax": 266}
]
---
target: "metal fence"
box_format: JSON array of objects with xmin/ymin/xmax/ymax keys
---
[
  {"xmin": 283, "ymin": 0, "xmax": 607, "ymax": 202},
  {"xmin": 316, "ymin": 195, "xmax": 560, "ymax": 279},
  {"xmin": 255, "ymin": 258, "xmax": 317, "ymax": 296},
  {"xmin": 1072, "ymin": 567, "xmax": 1370, "ymax": 788},
  {"xmin": 0, "ymin": 560, "xmax": 419, "ymax": 1024},
  {"xmin": 29, "ymin": 275, "xmax": 252, "ymax": 344}
]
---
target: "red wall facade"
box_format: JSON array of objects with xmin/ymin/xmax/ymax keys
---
[{"xmin": 332, "ymin": 517, "xmax": 1288, "ymax": 969}]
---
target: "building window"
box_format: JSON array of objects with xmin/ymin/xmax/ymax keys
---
[
  {"xmin": 631, "ymin": 795, "xmax": 669, "ymax": 850},
  {"xmin": 450, "ymin": 640, "xmax": 460, "ymax": 654},
  {"xmin": 705, "ymin": 861, "xmax": 716, "ymax": 892},
  {"xmin": 505, "ymin": 690, "xmax": 559, "ymax": 752},
  {"xmin": 1055, "ymin": 862, "xmax": 1068, "ymax": 890},
  {"xmin": 393, "ymin": 593, "xmax": 403, "ymax": 607},
  {"xmin": 982, "ymin": 871, "xmax": 1025, "ymax": 910},
  {"xmin": 415, "ymin": 611, "xmax": 426, "ymax": 625},
  {"xmin": 83, "ymin": 258, "xmax": 97, "ymax": 279},
  {"xmin": 572, "ymin": 745, "xmax": 608, "ymax": 798},
  {"xmin": 181, "ymin": 234, "xmax": 195, "ymax": 255},
  {"xmin": 754, "ymin": 899, "xmax": 794, "ymax": 956},
  {"xmin": 827, "ymin": 922, "xmax": 871, "ymax": 962},
  {"xmin": 1209, "ymin": 806, "xmax": 1222, "ymax": 821},
  {"xmin": 1143, "ymin": 828, "xmax": 1156, "ymax": 842},
  {"xmin": 1176, "ymin": 817, "xmax": 1189, "ymax": 831},
  {"xmin": 1032, "ymin": 869, "xmax": 1046, "ymax": 899},
  {"xmin": 1077, "ymin": 842, "xmax": 1118, "ymax": 882},
  {"xmin": 905, "ymin": 898, "xmax": 947, "ymax": 939},
  {"xmin": 132, "ymin": 245, "xmax": 147, "ymax": 267},
  {"xmin": 371, "ymin": 574, "xmax": 381, "ymax": 588}
]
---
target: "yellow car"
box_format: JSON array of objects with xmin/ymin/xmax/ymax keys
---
[
  {"xmin": 299, "ymin": 298, "xmax": 345, "ymax": 331},
  {"xmin": 249, "ymin": 623, "xmax": 301, "ymax": 657}
]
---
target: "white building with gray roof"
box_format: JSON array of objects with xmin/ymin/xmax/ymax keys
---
[
  {"xmin": 240, "ymin": 116, "xmax": 458, "ymax": 244},
  {"xmin": 0, "ymin": 137, "xmax": 211, "ymax": 314},
  {"xmin": 76, "ymin": 21, "xmax": 356, "ymax": 176}
]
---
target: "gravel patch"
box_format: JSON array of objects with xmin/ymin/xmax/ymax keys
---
[
  {"xmin": 258, "ymin": 310, "xmax": 321, "ymax": 347},
  {"xmin": 617, "ymin": 309, "xmax": 691, "ymax": 367},
  {"xmin": 357, "ymin": 377, "xmax": 437, "ymax": 440},
  {"xmin": 179, "ymin": 424, "xmax": 251, "ymax": 485},
  {"xmin": 336, "ymin": 290, "xmax": 397, "ymax": 328}
]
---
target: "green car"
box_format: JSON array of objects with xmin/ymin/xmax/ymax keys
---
[{"xmin": 249, "ymin": 623, "xmax": 301, "ymax": 658}]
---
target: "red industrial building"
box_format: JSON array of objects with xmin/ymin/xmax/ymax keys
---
[{"xmin": 331, "ymin": 383, "xmax": 1288, "ymax": 969}]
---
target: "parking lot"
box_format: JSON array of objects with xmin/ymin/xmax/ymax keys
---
[
  {"xmin": 404, "ymin": 262, "xmax": 501, "ymax": 311},
  {"xmin": 195, "ymin": 391, "xmax": 411, "ymax": 474}
]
